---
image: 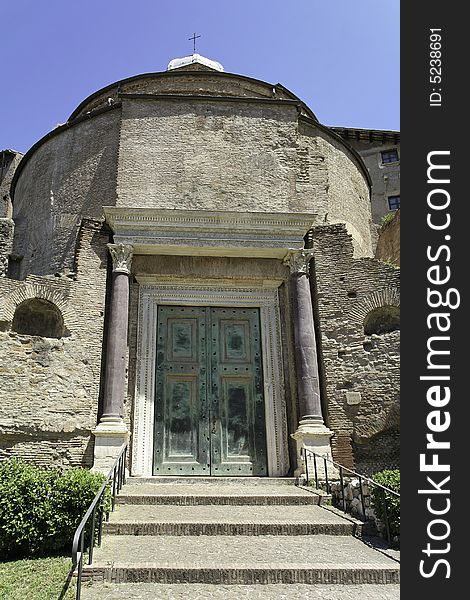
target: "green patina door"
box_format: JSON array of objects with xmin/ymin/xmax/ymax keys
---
[{"xmin": 153, "ymin": 306, "xmax": 267, "ymax": 476}]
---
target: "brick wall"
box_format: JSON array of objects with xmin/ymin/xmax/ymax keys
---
[
  {"xmin": 311, "ymin": 224, "xmax": 400, "ymax": 470},
  {"xmin": 375, "ymin": 209, "xmax": 400, "ymax": 266},
  {"xmin": 0, "ymin": 220, "xmax": 109, "ymax": 467},
  {"xmin": 11, "ymin": 111, "xmax": 120, "ymax": 277},
  {"xmin": 353, "ymin": 429, "xmax": 400, "ymax": 476},
  {"xmin": 0, "ymin": 219, "xmax": 14, "ymax": 277}
]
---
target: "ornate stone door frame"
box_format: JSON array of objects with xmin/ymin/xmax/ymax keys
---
[{"xmin": 131, "ymin": 277, "xmax": 288, "ymax": 477}]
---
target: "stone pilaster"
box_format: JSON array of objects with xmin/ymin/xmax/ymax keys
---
[
  {"xmin": 284, "ymin": 248, "xmax": 335, "ymax": 479},
  {"xmin": 93, "ymin": 243, "xmax": 133, "ymax": 472}
]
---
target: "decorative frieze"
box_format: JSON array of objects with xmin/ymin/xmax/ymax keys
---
[{"xmin": 104, "ymin": 208, "xmax": 316, "ymax": 259}]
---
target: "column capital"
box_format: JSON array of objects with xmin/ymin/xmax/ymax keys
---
[
  {"xmin": 283, "ymin": 248, "xmax": 315, "ymax": 275},
  {"xmin": 108, "ymin": 244, "xmax": 133, "ymax": 274}
]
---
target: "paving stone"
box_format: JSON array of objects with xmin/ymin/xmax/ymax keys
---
[
  {"xmin": 83, "ymin": 534, "xmax": 399, "ymax": 584},
  {"xmin": 87, "ymin": 534, "xmax": 399, "ymax": 568},
  {"xmin": 81, "ymin": 478, "xmax": 399, "ymax": 592},
  {"xmin": 116, "ymin": 483, "xmax": 326, "ymax": 506},
  {"xmin": 126, "ymin": 477, "xmax": 298, "ymax": 486},
  {"xmin": 81, "ymin": 582, "xmax": 401, "ymax": 600},
  {"xmin": 104, "ymin": 504, "xmax": 356, "ymax": 536}
]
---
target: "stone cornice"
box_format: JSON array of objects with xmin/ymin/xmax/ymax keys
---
[{"xmin": 104, "ymin": 208, "xmax": 316, "ymax": 259}]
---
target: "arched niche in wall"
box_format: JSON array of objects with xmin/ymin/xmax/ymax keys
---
[
  {"xmin": 12, "ymin": 298, "xmax": 69, "ymax": 338},
  {"xmin": 363, "ymin": 305, "xmax": 400, "ymax": 336}
]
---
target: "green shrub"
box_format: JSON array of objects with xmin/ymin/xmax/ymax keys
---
[
  {"xmin": 380, "ymin": 211, "xmax": 397, "ymax": 227},
  {"xmin": 0, "ymin": 459, "xmax": 107, "ymax": 559},
  {"xmin": 370, "ymin": 469, "xmax": 400, "ymax": 540}
]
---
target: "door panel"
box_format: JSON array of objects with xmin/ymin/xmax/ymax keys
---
[
  {"xmin": 154, "ymin": 307, "xmax": 209, "ymax": 475},
  {"xmin": 154, "ymin": 306, "xmax": 267, "ymax": 476},
  {"xmin": 222, "ymin": 378, "xmax": 251, "ymax": 458}
]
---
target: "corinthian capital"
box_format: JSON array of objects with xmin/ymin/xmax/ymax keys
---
[
  {"xmin": 108, "ymin": 244, "xmax": 133, "ymax": 274},
  {"xmin": 283, "ymin": 249, "xmax": 314, "ymax": 275}
]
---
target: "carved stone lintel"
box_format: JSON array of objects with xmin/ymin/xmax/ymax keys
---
[
  {"xmin": 283, "ymin": 249, "xmax": 315, "ymax": 275},
  {"xmin": 108, "ymin": 244, "xmax": 133, "ymax": 274}
]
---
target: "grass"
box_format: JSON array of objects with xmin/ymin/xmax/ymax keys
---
[{"xmin": 0, "ymin": 555, "xmax": 75, "ymax": 600}]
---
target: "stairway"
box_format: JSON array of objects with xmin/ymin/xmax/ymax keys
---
[{"xmin": 80, "ymin": 477, "xmax": 400, "ymax": 599}]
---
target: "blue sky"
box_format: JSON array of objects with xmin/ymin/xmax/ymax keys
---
[{"xmin": 1, "ymin": 0, "xmax": 399, "ymax": 153}]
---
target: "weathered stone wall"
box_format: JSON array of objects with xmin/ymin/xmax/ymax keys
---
[
  {"xmin": 117, "ymin": 99, "xmax": 305, "ymax": 213},
  {"xmin": 70, "ymin": 71, "xmax": 296, "ymax": 119},
  {"xmin": 375, "ymin": 209, "xmax": 400, "ymax": 267},
  {"xmin": 11, "ymin": 110, "xmax": 120, "ymax": 277},
  {"xmin": 0, "ymin": 219, "xmax": 14, "ymax": 277},
  {"xmin": 4, "ymin": 69, "xmax": 391, "ymax": 472},
  {"xmin": 299, "ymin": 123, "xmax": 373, "ymax": 256},
  {"xmin": 1, "ymin": 150, "xmax": 23, "ymax": 218},
  {"xmin": 353, "ymin": 429, "xmax": 400, "ymax": 475},
  {"xmin": 117, "ymin": 98, "xmax": 372, "ymax": 255},
  {"xmin": 344, "ymin": 138, "xmax": 400, "ymax": 224},
  {"xmin": 310, "ymin": 224, "xmax": 400, "ymax": 470},
  {"xmin": 0, "ymin": 220, "xmax": 109, "ymax": 467}
]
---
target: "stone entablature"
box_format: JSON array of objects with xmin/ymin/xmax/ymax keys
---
[{"xmin": 104, "ymin": 208, "xmax": 316, "ymax": 259}]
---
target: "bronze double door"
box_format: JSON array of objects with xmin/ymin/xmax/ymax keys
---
[{"xmin": 153, "ymin": 306, "xmax": 268, "ymax": 476}]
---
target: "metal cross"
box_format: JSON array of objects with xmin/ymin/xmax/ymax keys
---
[{"xmin": 189, "ymin": 32, "xmax": 201, "ymax": 54}]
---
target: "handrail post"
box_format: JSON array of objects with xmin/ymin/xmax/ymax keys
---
[
  {"xmin": 124, "ymin": 446, "xmax": 127, "ymax": 484},
  {"xmin": 339, "ymin": 466, "xmax": 346, "ymax": 512},
  {"xmin": 111, "ymin": 464, "xmax": 117, "ymax": 511},
  {"xmin": 299, "ymin": 448, "xmax": 399, "ymax": 547},
  {"xmin": 88, "ymin": 505, "xmax": 97, "ymax": 565},
  {"xmin": 76, "ymin": 532, "xmax": 84, "ymax": 600},
  {"xmin": 304, "ymin": 448, "xmax": 309, "ymax": 484},
  {"xmin": 97, "ymin": 500, "xmax": 104, "ymax": 547},
  {"xmin": 313, "ymin": 453, "xmax": 318, "ymax": 489},
  {"xmin": 324, "ymin": 457, "xmax": 329, "ymax": 493},
  {"xmin": 72, "ymin": 443, "xmax": 128, "ymax": 600},
  {"xmin": 382, "ymin": 488, "xmax": 391, "ymax": 544},
  {"xmin": 359, "ymin": 475, "xmax": 366, "ymax": 520}
]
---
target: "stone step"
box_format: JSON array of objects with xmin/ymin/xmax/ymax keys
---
[
  {"xmin": 116, "ymin": 483, "xmax": 329, "ymax": 506},
  {"xmin": 81, "ymin": 582, "xmax": 401, "ymax": 599},
  {"xmin": 125, "ymin": 477, "xmax": 298, "ymax": 486},
  {"xmin": 103, "ymin": 504, "xmax": 357, "ymax": 536},
  {"xmin": 83, "ymin": 535, "xmax": 400, "ymax": 585}
]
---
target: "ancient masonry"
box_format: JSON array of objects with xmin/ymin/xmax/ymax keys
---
[{"xmin": 0, "ymin": 55, "xmax": 399, "ymax": 476}]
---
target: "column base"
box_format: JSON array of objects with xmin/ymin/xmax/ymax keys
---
[
  {"xmin": 92, "ymin": 420, "xmax": 129, "ymax": 474},
  {"xmin": 291, "ymin": 418, "xmax": 338, "ymax": 481}
]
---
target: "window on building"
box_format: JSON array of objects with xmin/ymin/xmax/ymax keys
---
[
  {"xmin": 388, "ymin": 195, "xmax": 400, "ymax": 211},
  {"xmin": 381, "ymin": 149, "xmax": 399, "ymax": 164}
]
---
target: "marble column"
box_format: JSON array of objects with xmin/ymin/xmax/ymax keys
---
[
  {"xmin": 92, "ymin": 243, "xmax": 133, "ymax": 472},
  {"xmin": 284, "ymin": 249, "xmax": 335, "ymax": 479}
]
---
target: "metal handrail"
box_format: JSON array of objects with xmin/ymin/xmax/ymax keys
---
[
  {"xmin": 301, "ymin": 447, "xmax": 399, "ymax": 544},
  {"xmin": 71, "ymin": 444, "xmax": 127, "ymax": 600}
]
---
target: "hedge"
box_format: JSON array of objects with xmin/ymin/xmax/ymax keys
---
[
  {"xmin": 0, "ymin": 459, "xmax": 107, "ymax": 559},
  {"xmin": 370, "ymin": 469, "xmax": 400, "ymax": 541}
]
